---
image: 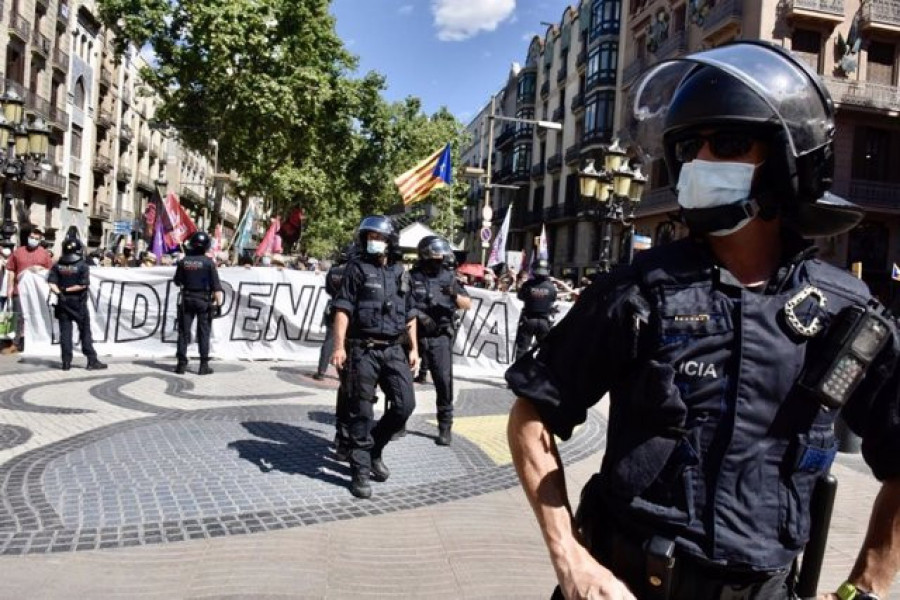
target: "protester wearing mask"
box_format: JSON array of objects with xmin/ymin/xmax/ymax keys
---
[
  {"xmin": 2, "ymin": 226, "xmax": 51, "ymax": 354},
  {"xmin": 409, "ymin": 236, "xmax": 471, "ymax": 445}
]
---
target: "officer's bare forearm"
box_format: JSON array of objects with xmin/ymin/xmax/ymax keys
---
[
  {"xmin": 455, "ymin": 295, "xmax": 472, "ymax": 311},
  {"xmin": 508, "ymin": 397, "xmax": 581, "ymax": 564},
  {"xmin": 406, "ymin": 319, "xmax": 418, "ymax": 354},
  {"xmin": 49, "ymin": 283, "xmax": 61, "ymax": 295},
  {"xmin": 847, "ymin": 477, "xmax": 900, "ymax": 596},
  {"xmin": 333, "ymin": 311, "xmax": 349, "ymax": 348}
]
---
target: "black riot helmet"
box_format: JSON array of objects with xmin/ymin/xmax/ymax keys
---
[
  {"xmin": 417, "ymin": 235, "xmax": 453, "ymax": 262},
  {"xmin": 628, "ymin": 40, "xmax": 863, "ymax": 237},
  {"xmin": 184, "ymin": 231, "xmax": 211, "ymax": 256},
  {"xmin": 357, "ymin": 215, "xmax": 398, "ymax": 256},
  {"xmin": 59, "ymin": 238, "xmax": 84, "ymax": 265},
  {"xmin": 532, "ymin": 258, "xmax": 550, "ymax": 277}
]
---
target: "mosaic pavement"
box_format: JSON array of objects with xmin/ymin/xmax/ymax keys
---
[{"xmin": 0, "ymin": 360, "xmax": 604, "ymax": 555}]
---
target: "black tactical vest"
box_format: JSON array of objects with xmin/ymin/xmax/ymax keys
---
[
  {"xmin": 410, "ymin": 266, "xmax": 457, "ymax": 329},
  {"xmin": 347, "ymin": 259, "xmax": 409, "ymax": 339}
]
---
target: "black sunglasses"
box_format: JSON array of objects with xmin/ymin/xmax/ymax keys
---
[{"xmin": 674, "ymin": 131, "xmax": 759, "ymax": 163}]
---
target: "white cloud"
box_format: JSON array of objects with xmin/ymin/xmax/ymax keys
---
[
  {"xmin": 432, "ymin": 0, "xmax": 517, "ymax": 42},
  {"xmin": 521, "ymin": 31, "xmax": 536, "ymax": 42},
  {"xmin": 398, "ymin": 4, "xmax": 413, "ymax": 15}
]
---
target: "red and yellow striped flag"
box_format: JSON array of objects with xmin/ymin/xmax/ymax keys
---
[{"xmin": 393, "ymin": 143, "xmax": 453, "ymax": 205}]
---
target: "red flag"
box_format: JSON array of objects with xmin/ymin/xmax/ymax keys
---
[
  {"xmin": 162, "ymin": 192, "xmax": 197, "ymax": 246},
  {"xmin": 209, "ymin": 224, "xmax": 223, "ymax": 257},
  {"xmin": 279, "ymin": 206, "xmax": 305, "ymax": 247},
  {"xmin": 255, "ymin": 217, "xmax": 281, "ymax": 258}
]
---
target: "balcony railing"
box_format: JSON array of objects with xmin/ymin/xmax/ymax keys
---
[
  {"xmin": 31, "ymin": 31, "xmax": 51, "ymax": 57},
  {"xmin": 861, "ymin": 0, "xmax": 900, "ymax": 28},
  {"xmin": 654, "ymin": 30, "xmax": 686, "ymax": 59},
  {"xmin": 531, "ymin": 163, "xmax": 546, "ymax": 178},
  {"xmin": 49, "ymin": 104, "xmax": 69, "ymax": 129},
  {"xmin": 576, "ymin": 48, "xmax": 587, "ymax": 71},
  {"xmin": 557, "ymin": 66, "xmax": 568, "ymax": 83},
  {"xmin": 121, "ymin": 88, "xmax": 131, "ymax": 105},
  {"xmin": 848, "ymin": 179, "xmax": 900, "ymax": 211},
  {"xmin": 495, "ymin": 126, "xmax": 515, "ymax": 148},
  {"xmin": 513, "ymin": 125, "xmax": 534, "ymax": 141},
  {"xmin": 540, "ymin": 80, "xmax": 550, "ymax": 98},
  {"xmin": 119, "ymin": 124, "xmax": 134, "ymax": 143},
  {"xmin": 823, "ymin": 76, "xmax": 900, "ymax": 112},
  {"xmin": 25, "ymin": 90, "xmax": 52, "ymax": 120},
  {"xmin": 92, "ymin": 203, "xmax": 112, "ymax": 220},
  {"xmin": 96, "ymin": 107, "xmax": 114, "ymax": 129},
  {"xmin": 27, "ymin": 169, "xmax": 66, "ymax": 194},
  {"xmin": 92, "ymin": 155, "xmax": 113, "ymax": 174},
  {"xmin": 581, "ymin": 130, "xmax": 611, "ymax": 149},
  {"xmin": 4, "ymin": 79, "xmax": 26, "ymax": 99},
  {"xmin": 552, "ymin": 106, "xmax": 565, "ymax": 123},
  {"xmin": 9, "ymin": 12, "xmax": 30, "ymax": 42},
  {"xmin": 137, "ymin": 174, "xmax": 154, "ymax": 192},
  {"xmin": 571, "ymin": 92, "xmax": 585, "ymax": 113},
  {"xmin": 116, "ymin": 165, "xmax": 132, "ymax": 182},
  {"xmin": 786, "ymin": 0, "xmax": 845, "ymax": 18},
  {"xmin": 138, "ymin": 135, "xmax": 149, "ymax": 152},
  {"xmin": 702, "ymin": 0, "xmax": 743, "ymax": 36},
  {"xmin": 565, "ymin": 143, "xmax": 582, "ymax": 164},
  {"xmin": 52, "ymin": 47, "xmax": 69, "ymax": 72},
  {"xmin": 547, "ymin": 153, "xmax": 563, "ymax": 172},
  {"xmin": 99, "ymin": 68, "xmax": 112, "ymax": 89}
]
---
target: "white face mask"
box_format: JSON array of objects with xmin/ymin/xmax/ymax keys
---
[
  {"xmin": 261, "ymin": 256, "xmax": 272, "ymax": 266},
  {"xmin": 367, "ymin": 240, "xmax": 387, "ymax": 255},
  {"xmin": 677, "ymin": 160, "xmax": 759, "ymax": 236},
  {"xmin": 26, "ymin": 238, "xmax": 40, "ymax": 249}
]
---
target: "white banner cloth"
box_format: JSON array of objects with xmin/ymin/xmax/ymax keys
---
[{"xmin": 18, "ymin": 268, "xmax": 571, "ymax": 378}]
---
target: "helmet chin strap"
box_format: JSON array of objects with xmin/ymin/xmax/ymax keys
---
[{"xmin": 680, "ymin": 198, "xmax": 760, "ymax": 235}]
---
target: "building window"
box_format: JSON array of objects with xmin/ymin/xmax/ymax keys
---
[
  {"xmin": 868, "ymin": 41, "xmax": 895, "ymax": 86},
  {"xmin": 512, "ymin": 144, "xmax": 531, "ymax": 176},
  {"xmin": 71, "ymin": 125, "xmax": 82, "ymax": 159},
  {"xmin": 792, "ymin": 28, "xmax": 821, "ymax": 73},
  {"xmin": 517, "ymin": 71, "xmax": 536, "ymax": 102},
  {"xmin": 852, "ymin": 126, "xmax": 891, "ymax": 181},
  {"xmin": 591, "ymin": 0, "xmax": 621, "ymax": 40},
  {"xmin": 586, "ymin": 42, "xmax": 618, "ymax": 89},
  {"xmin": 74, "ymin": 76, "xmax": 86, "ymax": 109},
  {"xmin": 584, "ymin": 90, "xmax": 615, "ymax": 139},
  {"xmin": 533, "ymin": 185, "xmax": 545, "ymax": 211}
]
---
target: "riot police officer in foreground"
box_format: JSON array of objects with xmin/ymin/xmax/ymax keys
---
[
  {"xmin": 331, "ymin": 215, "xmax": 419, "ymax": 499},
  {"xmin": 513, "ymin": 258, "xmax": 557, "ymax": 361},
  {"xmin": 174, "ymin": 231, "xmax": 223, "ymax": 375},
  {"xmin": 507, "ymin": 41, "xmax": 900, "ymax": 600},
  {"xmin": 410, "ymin": 235, "xmax": 471, "ymax": 445},
  {"xmin": 47, "ymin": 238, "xmax": 107, "ymax": 371}
]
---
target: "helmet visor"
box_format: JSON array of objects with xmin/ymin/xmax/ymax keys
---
[{"xmin": 626, "ymin": 42, "xmax": 833, "ymax": 162}]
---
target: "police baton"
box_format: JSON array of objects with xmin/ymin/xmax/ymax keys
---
[{"xmin": 796, "ymin": 472, "xmax": 838, "ymax": 599}]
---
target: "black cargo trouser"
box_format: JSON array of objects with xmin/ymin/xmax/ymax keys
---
[
  {"xmin": 419, "ymin": 334, "xmax": 454, "ymax": 427},
  {"xmin": 176, "ymin": 294, "xmax": 212, "ymax": 362},
  {"xmin": 344, "ymin": 341, "xmax": 415, "ymax": 476},
  {"xmin": 56, "ymin": 296, "xmax": 98, "ymax": 363},
  {"xmin": 514, "ymin": 315, "xmax": 551, "ymax": 361}
]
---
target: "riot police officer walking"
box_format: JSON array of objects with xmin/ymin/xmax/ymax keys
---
[
  {"xmin": 410, "ymin": 235, "xmax": 471, "ymax": 445},
  {"xmin": 331, "ymin": 215, "xmax": 419, "ymax": 499},
  {"xmin": 513, "ymin": 258, "xmax": 557, "ymax": 361},
  {"xmin": 173, "ymin": 231, "xmax": 223, "ymax": 375},
  {"xmin": 507, "ymin": 41, "xmax": 900, "ymax": 600},
  {"xmin": 47, "ymin": 238, "xmax": 107, "ymax": 371}
]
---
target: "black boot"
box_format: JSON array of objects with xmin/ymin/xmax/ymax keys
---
[
  {"xmin": 350, "ymin": 471, "xmax": 372, "ymax": 499},
  {"xmin": 174, "ymin": 361, "xmax": 187, "ymax": 375},
  {"xmin": 86, "ymin": 359, "xmax": 108, "ymax": 370},
  {"xmin": 391, "ymin": 427, "xmax": 407, "ymax": 441},
  {"xmin": 198, "ymin": 361, "xmax": 213, "ymax": 375},
  {"xmin": 414, "ymin": 372, "xmax": 427, "ymax": 384},
  {"xmin": 370, "ymin": 455, "xmax": 390, "ymax": 482},
  {"xmin": 61, "ymin": 361, "xmax": 71, "ymax": 371},
  {"xmin": 436, "ymin": 425, "xmax": 452, "ymax": 446}
]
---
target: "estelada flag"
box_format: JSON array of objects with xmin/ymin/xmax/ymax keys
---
[
  {"xmin": 394, "ymin": 143, "xmax": 452, "ymax": 205},
  {"xmin": 892, "ymin": 263, "xmax": 900, "ymax": 282}
]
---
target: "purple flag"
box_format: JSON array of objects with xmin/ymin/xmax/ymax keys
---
[{"xmin": 150, "ymin": 205, "xmax": 167, "ymax": 263}]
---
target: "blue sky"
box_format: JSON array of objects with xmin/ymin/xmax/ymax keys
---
[{"xmin": 330, "ymin": 0, "xmax": 563, "ymax": 125}]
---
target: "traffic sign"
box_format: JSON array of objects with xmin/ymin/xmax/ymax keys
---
[
  {"xmin": 480, "ymin": 227, "xmax": 492, "ymax": 243},
  {"xmin": 113, "ymin": 220, "xmax": 131, "ymax": 234}
]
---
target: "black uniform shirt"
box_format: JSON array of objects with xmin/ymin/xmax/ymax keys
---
[
  {"xmin": 333, "ymin": 256, "xmax": 414, "ymax": 339},
  {"xmin": 48, "ymin": 260, "xmax": 90, "ymax": 293},
  {"xmin": 517, "ymin": 277, "xmax": 557, "ymax": 317},
  {"xmin": 174, "ymin": 255, "xmax": 223, "ymax": 293}
]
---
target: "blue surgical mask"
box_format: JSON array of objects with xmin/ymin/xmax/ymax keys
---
[
  {"xmin": 26, "ymin": 238, "xmax": 40, "ymax": 249},
  {"xmin": 367, "ymin": 240, "xmax": 387, "ymax": 255},
  {"xmin": 677, "ymin": 159, "xmax": 759, "ymax": 236}
]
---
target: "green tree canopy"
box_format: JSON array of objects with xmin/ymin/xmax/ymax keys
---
[{"xmin": 98, "ymin": 0, "xmax": 469, "ymax": 258}]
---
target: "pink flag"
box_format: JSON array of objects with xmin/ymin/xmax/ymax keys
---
[
  {"xmin": 209, "ymin": 224, "xmax": 223, "ymax": 257},
  {"xmin": 255, "ymin": 217, "xmax": 281, "ymax": 258}
]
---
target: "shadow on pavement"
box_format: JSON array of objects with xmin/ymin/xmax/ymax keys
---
[{"xmin": 228, "ymin": 421, "xmax": 349, "ymax": 488}]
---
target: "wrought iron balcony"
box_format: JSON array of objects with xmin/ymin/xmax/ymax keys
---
[
  {"xmin": 547, "ymin": 153, "xmax": 563, "ymax": 173},
  {"xmin": 823, "ymin": 76, "xmax": 900, "ymax": 112},
  {"xmin": 116, "ymin": 165, "xmax": 132, "ymax": 183},
  {"xmin": 92, "ymin": 155, "xmax": 113, "ymax": 174},
  {"xmin": 25, "ymin": 90, "xmax": 52, "ymax": 120},
  {"xmin": 49, "ymin": 105, "xmax": 69, "ymax": 130},
  {"xmin": 137, "ymin": 174, "xmax": 154, "ymax": 192},
  {"xmin": 702, "ymin": 0, "xmax": 743, "ymax": 39},
  {"xmin": 92, "ymin": 203, "xmax": 112, "ymax": 220},
  {"xmin": 496, "ymin": 126, "xmax": 515, "ymax": 148},
  {"xmin": 96, "ymin": 108, "xmax": 114, "ymax": 129},
  {"xmin": 540, "ymin": 80, "xmax": 550, "ymax": 98},
  {"xmin": 571, "ymin": 92, "xmax": 585, "ymax": 113},
  {"xmin": 557, "ymin": 66, "xmax": 568, "ymax": 84},
  {"xmin": 565, "ymin": 143, "xmax": 582, "ymax": 164},
  {"xmin": 552, "ymin": 106, "xmax": 565, "ymax": 123},
  {"xmin": 514, "ymin": 125, "xmax": 534, "ymax": 142},
  {"xmin": 576, "ymin": 48, "xmax": 587, "ymax": 72},
  {"xmin": 517, "ymin": 90, "xmax": 536, "ymax": 107},
  {"xmin": 848, "ymin": 179, "xmax": 900, "ymax": 211},
  {"xmin": 785, "ymin": 0, "xmax": 845, "ymax": 21},
  {"xmin": 31, "ymin": 31, "xmax": 51, "ymax": 57},
  {"xmin": 654, "ymin": 30, "xmax": 686, "ymax": 59},
  {"xmin": 531, "ymin": 162, "xmax": 546, "ymax": 178},
  {"xmin": 27, "ymin": 169, "xmax": 65, "ymax": 194}
]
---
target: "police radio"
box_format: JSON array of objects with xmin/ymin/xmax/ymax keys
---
[{"xmin": 798, "ymin": 305, "xmax": 893, "ymax": 409}]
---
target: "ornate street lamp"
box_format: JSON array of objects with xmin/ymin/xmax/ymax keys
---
[
  {"xmin": 0, "ymin": 90, "xmax": 53, "ymax": 248},
  {"xmin": 578, "ymin": 140, "xmax": 647, "ymax": 272}
]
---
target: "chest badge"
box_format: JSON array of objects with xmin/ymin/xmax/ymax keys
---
[{"xmin": 784, "ymin": 285, "xmax": 827, "ymax": 338}]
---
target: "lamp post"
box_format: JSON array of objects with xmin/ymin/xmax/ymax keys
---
[
  {"xmin": 464, "ymin": 94, "xmax": 562, "ymax": 266},
  {"xmin": 0, "ymin": 90, "xmax": 52, "ymax": 248},
  {"xmin": 578, "ymin": 139, "xmax": 647, "ymax": 272}
]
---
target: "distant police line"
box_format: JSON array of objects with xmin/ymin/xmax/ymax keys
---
[{"xmin": 18, "ymin": 268, "xmax": 572, "ymax": 376}]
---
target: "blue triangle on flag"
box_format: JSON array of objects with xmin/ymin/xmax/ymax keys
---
[{"xmin": 892, "ymin": 263, "xmax": 900, "ymax": 282}]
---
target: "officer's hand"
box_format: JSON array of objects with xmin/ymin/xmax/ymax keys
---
[
  {"xmin": 556, "ymin": 544, "xmax": 637, "ymax": 600},
  {"xmin": 408, "ymin": 348, "xmax": 420, "ymax": 372},
  {"xmin": 331, "ymin": 347, "xmax": 347, "ymax": 371}
]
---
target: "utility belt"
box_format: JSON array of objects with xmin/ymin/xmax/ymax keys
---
[
  {"xmin": 348, "ymin": 336, "xmax": 401, "ymax": 349},
  {"xmin": 522, "ymin": 312, "xmax": 549, "ymax": 320},
  {"xmin": 576, "ymin": 477, "xmax": 794, "ymax": 599},
  {"xmin": 183, "ymin": 288, "xmax": 212, "ymax": 297}
]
